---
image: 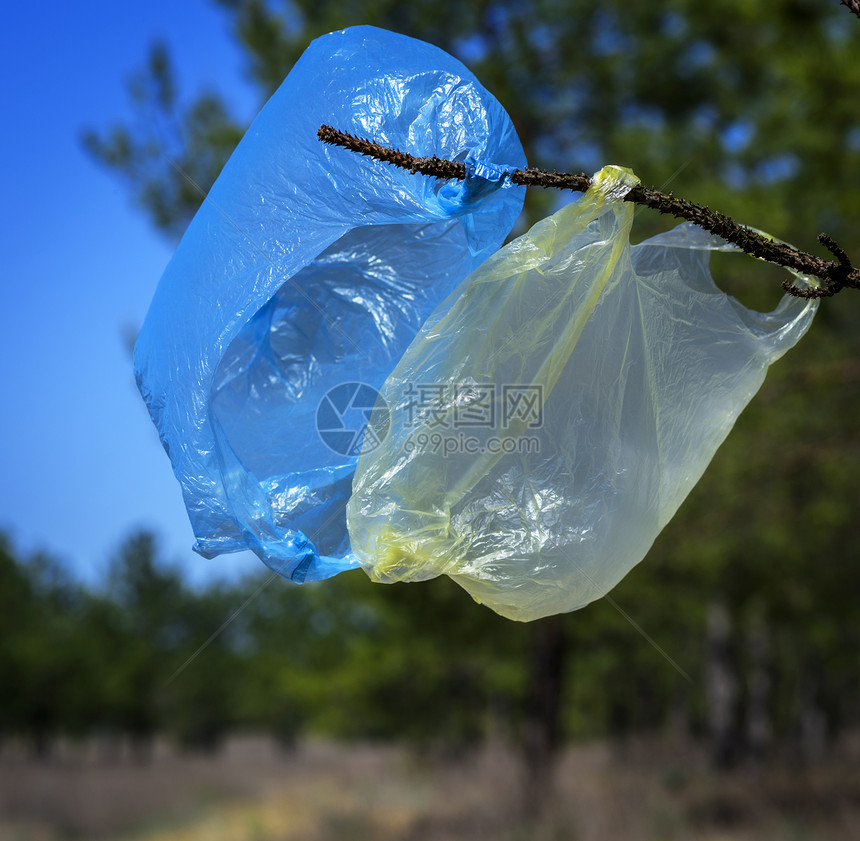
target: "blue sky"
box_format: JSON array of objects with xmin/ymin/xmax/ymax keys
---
[{"xmin": 1, "ymin": 1, "xmax": 264, "ymax": 585}]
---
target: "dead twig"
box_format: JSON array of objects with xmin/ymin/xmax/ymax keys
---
[
  {"xmin": 841, "ymin": 0, "xmax": 860, "ymax": 22},
  {"xmin": 318, "ymin": 125, "xmax": 860, "ymax": 300}
]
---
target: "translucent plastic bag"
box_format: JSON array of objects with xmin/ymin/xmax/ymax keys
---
[
  {"xmin": 134, "ymin": 26, "xmax": 526, "ymax": 582},
  {"xmin": 347, "ymin": 166, "xmax": 818, "ymax": 621}
]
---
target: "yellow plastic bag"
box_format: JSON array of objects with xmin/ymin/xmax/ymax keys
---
[{"xmin": 347, "ymin": 166, "xmax": 817, "ymax": 621}]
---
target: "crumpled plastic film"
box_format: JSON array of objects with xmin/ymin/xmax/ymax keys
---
[
  {"xmin": 347, "ymin": 165, "xmax": 818, "ymax": 621},
  {"xmin": 133, "ymin": 26, "xmax": 526, "ymax": 582}
]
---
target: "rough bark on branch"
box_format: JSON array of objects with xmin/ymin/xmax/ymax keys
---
[{"xmin": 318, "ymin": 124, "xmax": 860, "ymax": 300}]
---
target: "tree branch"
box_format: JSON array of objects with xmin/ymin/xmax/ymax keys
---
[
  {"xmin": 318, "ymin": 125, "xmax": 860, "ymax": 299},
  {"xmin": 842, "ymin": 0, "xmax": 860, "ymax": 22}
]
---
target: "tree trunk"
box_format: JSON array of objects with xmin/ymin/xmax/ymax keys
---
[
  {"xmin": 745, "ymin": 611, "xmax": 771, "ymax": 764},
  {"xmin": 706, "ymin": 600, "xmax": 739, "ymax": 770},
  {"xmin": 797, "ymin": 665, "xmax": 826, "ymax": 762},
  {"xmin": 521, "ymin": 614, "xmax": 567, "ymax": 822}
]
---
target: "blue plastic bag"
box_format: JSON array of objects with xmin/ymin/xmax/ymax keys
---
[{"xmin": 134, "ymin": 26, "xmax": 526, "ymax": 581}]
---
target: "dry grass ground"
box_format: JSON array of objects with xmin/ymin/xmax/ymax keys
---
[{"xmin": 1, "ymin": 736, "xmax": 858, "ymax": 841}]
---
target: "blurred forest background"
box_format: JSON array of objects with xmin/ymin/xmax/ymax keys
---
[{"xmin": 3, "ymin": 1, "xmax": 860, "ymax": 839}]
